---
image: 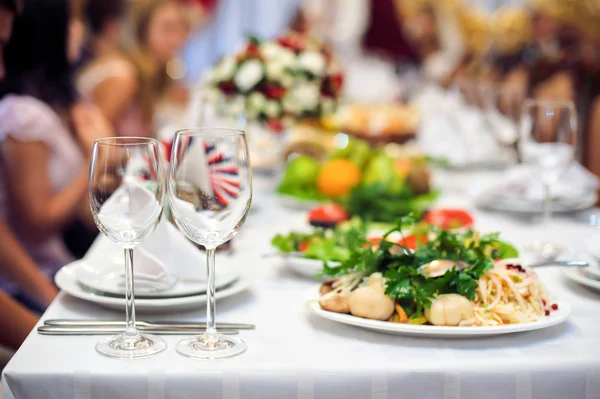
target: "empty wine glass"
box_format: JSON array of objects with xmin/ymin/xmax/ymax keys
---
[
  {"xmin": 89, "ymin": 137, "xmax": 166, "ymax": 358},
  {"xmin": 520, "ymin": 100, "xmax": 578, "ymax": 259},
  {"xmin": 168, "ymin": 128, "xmax": 252, "ymax": 359}
]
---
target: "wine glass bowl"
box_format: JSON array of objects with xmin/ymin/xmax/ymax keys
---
[
  {"xmin": 168, "ymin": 129, "xmax": 252, "ymax": 248},
  {"xmin": 168, "ymin": 128, "xmax": 252, "ymax": 359},
  {"xmin": 88, "ymin": 137, "xmax": 167, "ymax": 358},
  {"xmin": 519, "ymin": 100, "xmax": 577, "ymax": 260}
]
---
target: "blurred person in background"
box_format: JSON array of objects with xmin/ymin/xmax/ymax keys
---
[
  {"xmin": 78, "ymin": 0, "xmax": 127, "ymax": 67},
  {"xmin": 0, "ymin": 0, "xmax": 112, "ymax": 301},
  {"xmin": 79, "ymin": 0, "xmax": 189, "ymax": 138},
  {"xmin": 0, "ymin": 0, "xmax": 58, "ymax": 354}
]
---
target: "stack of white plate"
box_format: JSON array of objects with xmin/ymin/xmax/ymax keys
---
[
  {"xmin": 55, "ymin": 223, "xmax": 251, "ymax": 312},
  {"xmin": 563, "ymin": 235, "xmax": 600, "ymax": 293}
]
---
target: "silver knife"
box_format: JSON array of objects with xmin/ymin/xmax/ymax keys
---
[
  {"xmin": 44, "ymin": 319, "xmax": 255, "ymax": 330},
  {"xmin": 38, "ymin": 326, "xmax": 240, "ymax": 336}
]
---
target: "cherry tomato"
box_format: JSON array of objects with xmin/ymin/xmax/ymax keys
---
[
  {"xmin": 298, "ymin": 240, "xmax": 311, "ymax": 252},
  {"xmin": 367, "ymin": 234, "xmax": 428, "ymax": 250},
  {"xmin": 423, "ymin": 209, "xmax": 474, "ymax": 230},
  {"xmin": 398, "ymin": 234, "xmax": 428, "ymax": 250},
  {"xmin": 308, "ymin": 204, "xmax": 349, "ymax": 227}
]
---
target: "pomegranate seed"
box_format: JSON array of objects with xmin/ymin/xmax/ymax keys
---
[
  {"xmin": 542, "ymin": 299, "xmax": 547, "ymax": 306},
  {"xmin": 545, "ymin": 310, "xmax": 550, "ymax": 316},
  {"xmin": 551, "ymin": 304, "xmax": 558, "ymax": 311},
  {"xmin": 506, "ymin": 264, "xmax": 526, "ymax": 273}
]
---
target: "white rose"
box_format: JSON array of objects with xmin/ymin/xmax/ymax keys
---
[
  {"xmin": 227, "ymin": 95, "xmax": 246, "ymax": 117},
  {"xmin": 205, "ymin": 68, "xmax": 218, "ymax": 84},
  {"xmin": 290, "ymin": 83, "xmax": 320, "ymax": 111},
  {"xmin": 265, "ymin": 61, "xmax": 285, "ymax": 81},
  {"xmin": 260, "ymin": 42, "xmax": 282, "ymax": 60},
  {"xmin": 247, "ymin": 92, "xmax": 266, "ymax": 111},
  {"xmin": 264, "ymin": 100, "xmax": 281, "ymax": 118},
  {"xmin": 245, "ymin": 106, "xmax": 259, "ymax": 120},
  {"xmin": 282, "ymin": 94, "xmax": 301, "ymax": 114},
  {"xmin": 280, "ymin": 73, "xmax": 295, "ymax": 88},
  {"xmin": 278, "ymin": 48, "xmax": 297, "ymax": 68},
  {"xmin": 234, "ymin": 60, "xmax": 264, "ymax": 92},
  {"xmin": 218, "ymin": 57, "xmax": 237, "ymax": 80},
  {"xmin": 204, "ymin": 88, "xmax": 222, "ymax": 104},
  {"xmin": 298, "ymin": 51, "xmax": 326, "ymax": 76}
]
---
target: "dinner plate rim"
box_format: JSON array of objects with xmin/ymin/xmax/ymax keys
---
[
  {"xmin": 306, "ymin": 297, "xmax": 571, "ymax": 338},
  {"xmin": 563, "ymin": 268, "xmax": 600, "ymax": 292},
  {"xmin": 73, "ymin": 258, "xmax": 239, "ymax": 298},
  {"xmin": 56, "ymin": 263, "xmax": 252, "ymax": 311},
  {"xmin": 474, "ymin": 191, "xmax": 597, "ymax": 214}
]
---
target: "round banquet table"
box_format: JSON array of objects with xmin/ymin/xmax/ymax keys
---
[{"xmin": 2, "ymin": 171, "xmax": 600, "ymax": 399}]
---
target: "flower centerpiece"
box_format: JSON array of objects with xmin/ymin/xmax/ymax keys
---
[{"xmin": 204, "ymin": 31, "xmax": 344, "ymax": 133}]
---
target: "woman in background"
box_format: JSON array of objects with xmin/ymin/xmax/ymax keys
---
[
  {"xmin": 79, "ymin": 0, "xmax": 189, "ymax": 138},
  {"xmin": 78, "ymin": 0, "xmax": 126, "ymax": 68},
  {"xmin": 0, "ymin": 0, "xmax": 111, "ymax": 290}
]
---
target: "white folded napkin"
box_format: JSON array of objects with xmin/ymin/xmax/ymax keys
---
[
  {"xmin": 478, "ymin": 163, "xmax": 599, "ymax": 203},
  {"xmin": 82, "ymin": 219, "xmax": 205, "ymax": 292},
  {"xmin": 341, "ymin": 56, "xmax": 403, "ymax": 103},
  {"xmin": 415, "ymin": 87, "xmax": 505, "ymax": 166}
]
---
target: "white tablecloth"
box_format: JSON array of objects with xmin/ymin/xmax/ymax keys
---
[{"xmin": 2, "ymin": 173, "xmax": 600, "ymax": 399}]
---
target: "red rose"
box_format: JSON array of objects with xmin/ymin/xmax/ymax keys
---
[
  {"xmin": 330, "ymin": 73, "xmax": 344, "ymax": 94},
  {"xmin": 277, "ymin": 34, "xmax": 305, "ymax": 52},
  {"xmin": 218, "ymin": 81, "xmax": 237, "ymax": 95},
  {"xmin": 264, "ymin": 84, "xmax": 286, "ymax": 99},
  {"xmin": 266, "ymin": 119, "xmax": 285, "ymax": 133},
  {"xmin": 246, "ymin": 42, "xmax": 260, "ymax": 58}
]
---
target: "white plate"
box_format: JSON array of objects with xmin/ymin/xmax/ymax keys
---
[
  {"xmin": 474, "ymin": 191, "xmax": 597, "ymax": 214},
  {"xmin": 563, "ymin": 268, "xmax": 600, "ymax": 293},
  {"xmin": 584, "ymin": 234, "xmax": 600, "ymax": 260},
  {"xmin": 285, "ymin": 257, "xmax": 340, "ymax": 279},
  {"xmin": 75, "ymin": 259, "xmax": 238, "ymax": 298},
  {"xmin": 306, "ymin": 299, "xmax": 571, "ymax": 338},
  {"xmin": 56, "ymin": 263, "xmax": 251, "ymax": 312}
]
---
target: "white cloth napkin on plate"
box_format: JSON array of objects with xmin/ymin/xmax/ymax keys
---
[
  {"xmin": 414, "ymin": 86, "xmax": 503, "ymax": 166},
  {"xmin": 476, "ymin": 163, "xmax": 599, "ymax": 203},
  {"xmin": 82, "ymin": 219, "xmax": 205, "ymax": 291}
]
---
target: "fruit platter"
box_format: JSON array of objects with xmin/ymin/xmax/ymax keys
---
[{"xmin": 277, "ymin": 136, "xmax": 438, "ymax": 226}]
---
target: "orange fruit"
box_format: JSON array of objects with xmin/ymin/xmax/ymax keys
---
[
  {"xmin": 394, "ymin": 159, "xmax": 412, "ymax": 178},
  {"xmin": 317, "ymin": 159, "xmax": 362, "ymax": 198}
]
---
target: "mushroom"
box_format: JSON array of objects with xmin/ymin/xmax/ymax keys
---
[
  {"xmin": 319, "ymin": 279, "xmax": 336, "ymax": 296},
  {"xmin": 424, "ymin": 294, "xmax": 474, "ymax": 326},
  {"xmin": 348, "ymin": 273, "xmax": 395, "ymax": 320},
  {"xmin": 319, "ymin": 293, "xmax": 351, "ymax": 313}
]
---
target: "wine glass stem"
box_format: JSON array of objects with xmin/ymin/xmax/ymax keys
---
[
  {"xmin": 124, "ymin": 247, "xmax": 138, "ymax": 337},
  {"xmin": 543, "ymin": 183, "xmax": 553, "ymax": 228},
  {"xmin": 205, "ymin": 247, "xmax": 217, "ymax": 341}
]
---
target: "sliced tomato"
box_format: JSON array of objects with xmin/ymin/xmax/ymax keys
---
[
  {"xmin": 423, "ymin": 209, "xmax": 474, "ymax": 230},
  {"xmin": 308, "ymin": 204, "xmax": 349, "ymax": 227},
  {"xmin": 298, "ymin": 240, "xmax": 311, "ymax": 253},
  {"xmin": 398, "ymin": 234, "xmax": 428, "ymax": 250},
  {"xmin": 367, "ymin": 234, "xmax": 427, "ymax": 251}
]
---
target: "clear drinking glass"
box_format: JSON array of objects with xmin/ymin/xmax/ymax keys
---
[
  {"xmin": 89, "ymin": 137, "xmax": 167, "ymax": 358},
  {"xmin": 168, "ymin": 128, "xmax": 252, "ymax": 359},
  {"xmin": 520, "ymin": 100, "xmax": 578, "ymax": 259}
]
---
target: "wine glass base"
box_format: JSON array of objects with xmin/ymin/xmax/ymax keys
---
[
  {"xmin": 527, "ymin": 241, "xmax": 564, "ymax": 261},
  {"xmin": 176, "ymin": 334, "xmax": 247, "ymax": 359},
  {"xmin": 96, "ymin": 333, "xmax": 167, "ymax": 359}
]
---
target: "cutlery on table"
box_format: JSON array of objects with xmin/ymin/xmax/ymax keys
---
[
  {"xmin": 43, "ymin": 319, "xmax": 255, "ymax": 330},
  {"xmin": 37, "ymin": 326, "xmax": 240, "ymax": 336}
]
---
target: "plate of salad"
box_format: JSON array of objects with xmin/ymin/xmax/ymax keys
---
[
  {"xmin": 271, "ymin": 219, "xmax": 366, "ymax": 278},
  {"xmin": 307, "ymin": 215, "xmax": 570, "ymax": 337}
]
